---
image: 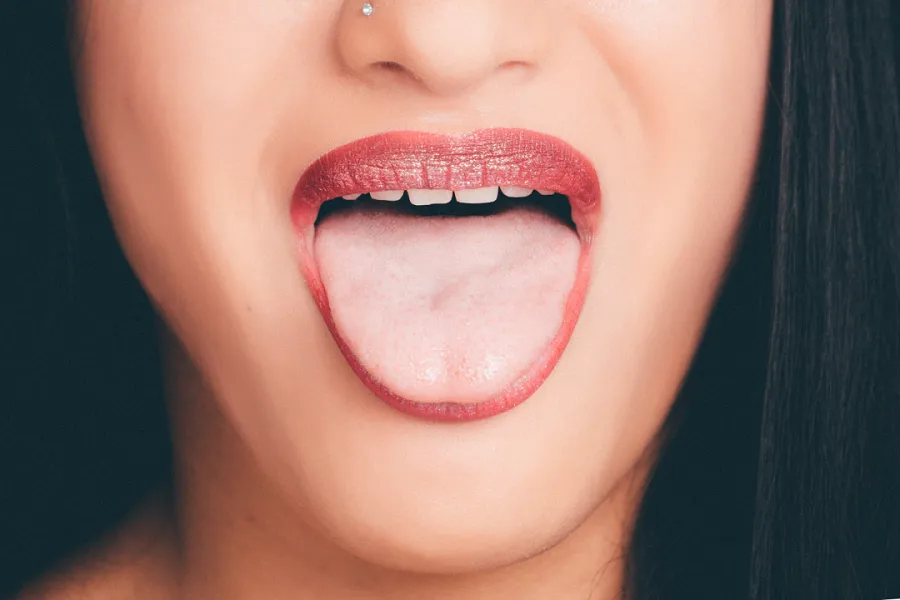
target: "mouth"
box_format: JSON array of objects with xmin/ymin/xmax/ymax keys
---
[{"xmin": 292, "ymin": 128, "xmax": 600, "ymax": 422}]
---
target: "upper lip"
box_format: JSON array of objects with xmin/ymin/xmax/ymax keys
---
[{"xmin": 291, "ymin": 128, "xmax": 601, "ymax": 238}]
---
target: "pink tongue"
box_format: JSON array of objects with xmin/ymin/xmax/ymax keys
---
[{"xmin": 314, "ymin": 204, "xmax": 580, "ymax": 403}]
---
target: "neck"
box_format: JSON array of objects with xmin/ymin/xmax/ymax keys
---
[{"xmin": 164, "ymin": 340, "xmax": 644, "ymax": 600}]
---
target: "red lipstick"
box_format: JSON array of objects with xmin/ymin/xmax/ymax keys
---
[{"xmin": 292, "ymin": 128, "xmax": 600, "ymax": 422}]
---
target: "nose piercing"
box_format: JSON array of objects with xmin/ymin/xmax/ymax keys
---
[{"xmin": 362, "ymin": 2, "xmax": 374, "ymax": 16}]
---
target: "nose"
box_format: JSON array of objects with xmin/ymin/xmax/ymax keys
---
[{"xmin": 336, "ymin": 0, "xmax": 550, "ymax": 96}]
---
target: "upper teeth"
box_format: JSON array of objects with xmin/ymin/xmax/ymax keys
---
[
  {"xmin": 455, "ymin": 188, "xmax": 499, "ymax": 204},
  {"xmin": 369, "ymin": 190, "xmax": 405, "ymax": 201},
  {"xmin": 500, "ymin": 186, "xmax": 532, "ymax": 198},
  {"xmin": 341, "ymin": 187, "xmax": 555, "ymax": 206},
  {"xmin": 409, "ymin": 189, "xmax": 453, "ymax": 206}
]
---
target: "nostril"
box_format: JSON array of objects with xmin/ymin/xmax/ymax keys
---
[
  {"xmin": 371, "ymin": 61, "xmax": 427, "ymax": 86},
  {"xmin": 501, "ymin": 60, "xmax": 530, "ymax": 70},
  {"xmin": 500, "ymin": 60, "xmax": 533, "ymax": 71},
  {"xmin": 371, "ymin": 61, "xmax": 416, "ymax": 82},
  {"xmin": 497, "ymin": 59, "xmax": 535, "ymax": 79},
  {"xmin": 375, "ymin": 61, "xmax": 406, "ymax": 74}
]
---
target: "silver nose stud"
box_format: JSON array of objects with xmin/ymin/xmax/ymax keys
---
[{"xmin": 362, "ymin": 2, "xmax": 374, "ymax": 16}]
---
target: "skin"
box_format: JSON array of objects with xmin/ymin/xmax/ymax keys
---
[{"xmin": 32, "ymin": 0, "xmax": 772, "ymax": 597}]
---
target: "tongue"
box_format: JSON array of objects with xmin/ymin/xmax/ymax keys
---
[{"xmin": 314, "ymin": 204, "xmax": 580, "ymax": 403}]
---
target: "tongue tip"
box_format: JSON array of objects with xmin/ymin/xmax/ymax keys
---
[
  {"xmin": 339, "ymin": 324, "xmax": 574, "ymax": 422},
  {"xmin": 359, "ymin": 351, "xmax": 542, "ymax": 405}
]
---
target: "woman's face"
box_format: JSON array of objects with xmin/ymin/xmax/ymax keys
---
[{"xmin": 75, "ymin": 0, "xmax": 772, "ymax": 572}]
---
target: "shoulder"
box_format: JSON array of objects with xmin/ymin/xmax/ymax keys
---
[{"xmin": 16, "ymin": 497, "xmax": 178, "ymax": 600}]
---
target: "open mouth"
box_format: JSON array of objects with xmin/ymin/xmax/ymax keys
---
[{"xmin": 292, "ymin": 129, "xmax": 600, "ymax": 421}]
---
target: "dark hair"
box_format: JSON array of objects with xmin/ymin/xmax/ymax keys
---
[{"xmin": 2, "ymin": 1, "xmax": 899, "ymax": 598}]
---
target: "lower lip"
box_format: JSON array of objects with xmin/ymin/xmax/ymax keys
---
[{"xmin": 294, "ymin": 129, "xmax": 600, "ymax": 422}]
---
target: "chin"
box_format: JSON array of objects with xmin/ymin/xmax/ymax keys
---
[{"xmin": 318, "ymin": 499, "xmax": 584, "ymax": 575}]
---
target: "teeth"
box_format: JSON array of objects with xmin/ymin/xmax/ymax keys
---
[
  {"xmin": 352, "ymin": 186, "xmax": 558, "ymax": 205},
  {"xmin": 409, "ymin": 189, "xmax": 453, "ymax": 206},
  {"xmin": 370, "ymin": 190, "xmax": 405, "ymax": 201},
  {"xmin": 455, "ymin": 187, "xmax": 499, "ymax": 204},
  {"xmin": 500, "ymin": 186, "xmax": 533, "ymax": 198}
]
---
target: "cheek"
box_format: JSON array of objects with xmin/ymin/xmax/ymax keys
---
[
  {"xmin": 75, "ymin": 5, "xmax": 353, "ymax": 500},
  {"xmin": 565, "ymin": 0, "xmax": 772, "ymax": 454},
  {"xmin": 76, "ymin": 1, "xmax": 323, "ymax": 385}
]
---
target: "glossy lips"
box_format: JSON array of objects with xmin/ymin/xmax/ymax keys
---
[{"xmin": 292, "ymin": 128, "xmax": 601, "ymax": 421}]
